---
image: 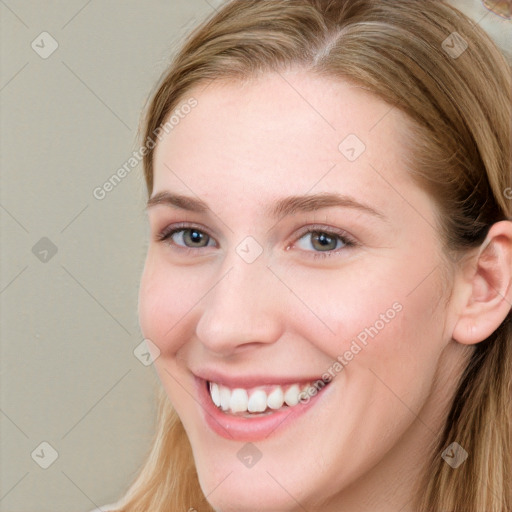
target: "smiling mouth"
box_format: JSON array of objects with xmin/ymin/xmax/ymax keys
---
[{"xmin": 206, "ymin": 380, "xmax": 330, "ymax": 418}]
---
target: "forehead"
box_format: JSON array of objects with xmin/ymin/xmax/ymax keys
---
[{"xmin": 151, "ymin": 71, "xmax": 415, "ymax": 215}]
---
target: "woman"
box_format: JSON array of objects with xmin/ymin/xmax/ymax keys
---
[{"xmin": 98, "ymin": 0, "xmax": 511, "ymax": 510}]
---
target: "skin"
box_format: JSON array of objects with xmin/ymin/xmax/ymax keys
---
[{"xmin": 138, "ymin": 71, "xmax": 512, "ymax": 512}]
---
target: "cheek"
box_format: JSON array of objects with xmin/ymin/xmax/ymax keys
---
[
  {"xmin": 290, "ymin": 256, "xmax": 447, "ymax": 377},
  {"xmin": 138, "ymin": 251, "xmax": 198, "ymax": 354},
  {"xmin": 140, "ymin": 242, "xmax": 447, "ymax": 373},
  {"xmin": 138, "ymin": 255, "xmax": 202, "ymax": 413}
]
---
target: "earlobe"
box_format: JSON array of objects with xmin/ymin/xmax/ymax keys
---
[{"xmin": 452, "ymin": 220, "xmax": 512, "ymax": 345}]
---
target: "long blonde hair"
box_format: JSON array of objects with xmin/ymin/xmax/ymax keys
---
[{"xmin": 116, "ymin": 1, "xmax": 512, "ymax": 510}]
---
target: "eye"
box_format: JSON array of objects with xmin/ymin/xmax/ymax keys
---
[
  {"xmin": 156, "ymin": 223, "xmax": 357, "ymax": 260},
  {"xmin": 156, "ymin": 224, "xmax": 216, "ymax": 250},
  {"xmin": 293, "ymin": 227, "xmax": 357, "ymax": 259}
]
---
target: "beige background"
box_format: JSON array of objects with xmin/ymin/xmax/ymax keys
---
[
  {"xmin": 0, "ymin": 1, "xmax": 222, "ymax": 511},
  {"xmin": 0, "ymin": 1, "xmax": 509, "ymax": 511}
]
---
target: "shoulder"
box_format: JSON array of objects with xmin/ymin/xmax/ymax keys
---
[{"xmin": 88, "ymin": 503, "xmax": 119, "ymax": 512}]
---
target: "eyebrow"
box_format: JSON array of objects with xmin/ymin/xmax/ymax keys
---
[{"xmin": 146, "ymin": 191, "xmax": 386, "ymax": 220}]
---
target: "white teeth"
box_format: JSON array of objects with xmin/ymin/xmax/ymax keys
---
[
  {"xmin": 284, "ymin": 384, "xmax": 300, "ymax": 406},
  {"xmin": 210, "ymin": 382, "xmax": 221, "ymax": 407},
  {"xmin": 248, "ymin": 390, "xmax": 268, "ymax": 412},
  {"xmin": 220, "ymin": 386, "xmax": 231, "ymax": 411},
  {"xmin": 267, "ymin": 387, "xmax": 284, "ymax": 410},
  {"xmin": 230, "ymin": 388, "xmax": 249, "ymax": 413},
  {"xmin": 209, "ymin": 381, "xmax": 319, "ymax": 415}
]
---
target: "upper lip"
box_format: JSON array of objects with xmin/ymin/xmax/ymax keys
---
[{"xmin": 192, "ymin": 368, "xmax": 326, "ymax": 389}]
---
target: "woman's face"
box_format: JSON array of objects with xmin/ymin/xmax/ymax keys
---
[{"xmin": 139, "ymin": 72, "xmax": 466, "ymax": 512}]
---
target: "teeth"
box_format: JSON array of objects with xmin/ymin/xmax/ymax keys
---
[
  {"xmin": 210, "ymin": 382, "xmax": 221, "ymax": 407},
  {"xmin": 284, "ymin": 384, "xmax": 300, "ymax": 407},
  {"xmin": 267, "ymin": 387, "xmax": 284, "ymax": 410},
  {"xmin": 208, "ymin": 381, "xmax": 317, "ymax": 415},
  {"xmin": 220, "ymin": 386, "xmax": 231, "ymax": 411},
  {"xmin": 248, "ymin": 390, "xmax": 268, "ymax": 412},
  {"xmin": 230, "ymin": 388, "xmax": 249, "ymax": 413}
]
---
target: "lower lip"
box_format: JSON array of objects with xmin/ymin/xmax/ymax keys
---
[{"xmin": 194, "ymin": 377, "xmax": 331, "ymax": 441}]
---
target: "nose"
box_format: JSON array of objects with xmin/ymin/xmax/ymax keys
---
[{"xmin": 195, "ymin": 254, "xmax": 284, "ymax": 356}]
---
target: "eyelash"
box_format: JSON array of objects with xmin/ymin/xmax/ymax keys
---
[{"xmin": 155, "ymin": 222, "xmax": 358, "ymax": 260}]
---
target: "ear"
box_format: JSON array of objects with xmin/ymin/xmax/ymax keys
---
[{"xmin": 452, "ymin": 220, "xmax": 512, "ymax": 345}]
